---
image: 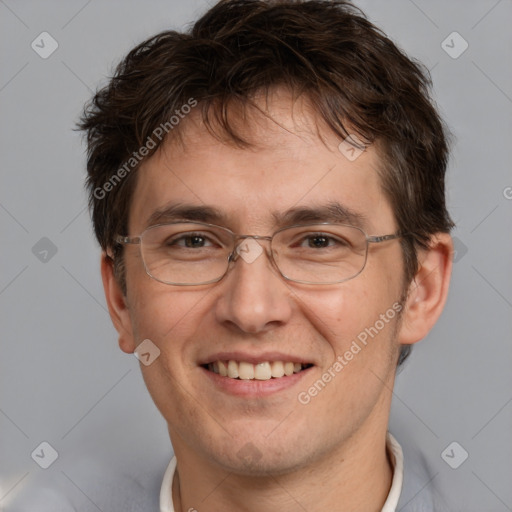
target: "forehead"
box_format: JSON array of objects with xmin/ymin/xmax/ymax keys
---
[{"xmin": 129, "ymin": 90, "xmax": 393, "ymax": 234}]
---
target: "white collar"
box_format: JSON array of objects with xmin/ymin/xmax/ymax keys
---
[{"xmin": 160, "ymin": 432, "xmax": 404, "ymax": 512}]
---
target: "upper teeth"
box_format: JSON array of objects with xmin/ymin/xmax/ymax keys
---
[{"xmin": 207, "ymin": 360, "xmax": 306, "ymax": 380}]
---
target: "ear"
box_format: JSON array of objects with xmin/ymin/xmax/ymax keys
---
[
  {"xmin": 397, "ymin": 233, "xmax": 453, "ymax": 345},
  {"xmin": 101, "ymin": 252, "xmax": 136, "ymax": 354}
]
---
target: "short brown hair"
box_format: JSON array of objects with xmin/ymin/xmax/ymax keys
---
[{"xmin": 79, "ymin": 0, "xmax": 454, "ymax": 363}]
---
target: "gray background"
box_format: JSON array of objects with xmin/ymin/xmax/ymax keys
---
[{"xmin": 1, "ymin": 0, "xmax": 511, "ymax": 510}]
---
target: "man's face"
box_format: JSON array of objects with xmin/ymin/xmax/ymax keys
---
[{"xmin": 119, "ymin": 91, "xmax": 406, "ymax": 474}]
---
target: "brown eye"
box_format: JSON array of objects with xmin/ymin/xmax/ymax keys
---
[
  {"xmin": 166, "ymin": 232, "xmax": 215, "ymax": 249},
  {"xmin": 184, "ymin": 235, "xmax": 207, "ymax": 248},
  {"xmin": 307, "ymin": 235, "xmax": 330, "ymax": 248}
]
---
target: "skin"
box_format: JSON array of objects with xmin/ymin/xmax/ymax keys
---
[{"xmin": 102, "ymin": 89, "xmax": 453, "ymax": 511}]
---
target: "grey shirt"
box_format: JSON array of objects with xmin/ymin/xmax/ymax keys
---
[{"xmin": 4, "ymin": 432, "xmax": 450, "ymax": 511}]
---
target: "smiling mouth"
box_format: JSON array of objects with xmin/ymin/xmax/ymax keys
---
[{"xmin": 203, "ymin": 360, "xmax": 313, "ymax": 381}]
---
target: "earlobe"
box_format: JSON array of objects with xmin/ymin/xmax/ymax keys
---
[
  {"xmin": 100, "ymin": 253, "xmax": 136, "ymax": 354},
  {"xmin": 397, "ymin": 233, "xmax": 453, "ymax": 345}
]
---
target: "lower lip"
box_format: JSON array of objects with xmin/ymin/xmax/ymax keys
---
[{"xmin": 200, "ymin": 366, "xmax": 313, "ymax": 397}]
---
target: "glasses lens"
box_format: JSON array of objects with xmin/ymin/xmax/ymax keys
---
[
  {"xmin": 273, "ymin": 224, "xmax": 367, "ymax": 284},
  {"xmin": 140, "ymin": 223, "xmax": 232, "ymax": 285}
]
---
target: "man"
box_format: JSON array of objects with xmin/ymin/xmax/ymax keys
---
[{"xmin": 79, "ymin": 0, "xmax": 454, "ymax": 510}]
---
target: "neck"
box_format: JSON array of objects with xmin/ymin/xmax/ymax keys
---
[{"xmin": 171, "ymin": 425, "xmax": 393, "ymax": 512}]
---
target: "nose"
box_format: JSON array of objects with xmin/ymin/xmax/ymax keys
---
[{"xmin": 214, "ymin": 238, "xmax": 293, "ymax": 334}]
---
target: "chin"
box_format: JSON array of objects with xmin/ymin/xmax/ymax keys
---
[
  {"xmin": 204, "ymin": 428, "xmax": 320, "ymax": 477},
  {"xmin": 215, "ymin": 449, "xmax": 308, "ymax": 477}
]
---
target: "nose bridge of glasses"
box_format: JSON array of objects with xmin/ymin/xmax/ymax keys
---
[
  {"xmin": 237, "ymin": 234, "xmax": 273, "ymax": 242},
  {"xmin": 230, "ymin": 234, "xmax": 274, "ymax": 263}
]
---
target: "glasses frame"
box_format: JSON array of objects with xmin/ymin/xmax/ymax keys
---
[{"xmin": 115, "ymin": 221, "xmax": 402, "ymax": 286}]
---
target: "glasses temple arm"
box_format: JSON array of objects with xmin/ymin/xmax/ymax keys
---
[
  {"xmin": 367, "ymin": 233, "xmax": 403, "ymax": 244},
  {"xmin": 115, "ymin": 235, "xmax": 142, "ymax": 245}
]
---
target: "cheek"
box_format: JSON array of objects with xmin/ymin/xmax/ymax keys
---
[
  {"xmin": 129, "ymin": 286, "xmax": 214, "ymax": 421},
  {"xmin": 291, "ymin": 275, "xmax": 396, "ymax": 343},
  {"xmin": 290, "ymin": 269, "xmax": 403, "ymax": 404},
  {"xmin": 293, "ymin": 283, "xmax": 400, "ymax": 440},
  {"xmin": 126, "ymin": 262, "xmax": 208, "ymax": 342}
]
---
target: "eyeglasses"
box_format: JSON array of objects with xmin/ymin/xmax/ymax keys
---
[{"xmin": 115, "ymin": 222, "xmax": 401, "ymax": 286}]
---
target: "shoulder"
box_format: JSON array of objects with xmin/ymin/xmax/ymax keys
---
[
  {"xmin": 395, "ymin": 434, "xmax": 452, "ymax": 512},
  {"xmin": 4, "ymin": 455, "xmax": 164, "ymax": 511}
]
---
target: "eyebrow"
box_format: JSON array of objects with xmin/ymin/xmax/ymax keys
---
[
  {"xmin": 145, "ymin": 203, "xmax": 229, "ymax": 228},
  {"xmin": 144, "ymin": 201, "xmax": 367, "ymax": 231},
  {"xmin": 273, "ymin": 203, "xmax": 368, "ymax": 229}
]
